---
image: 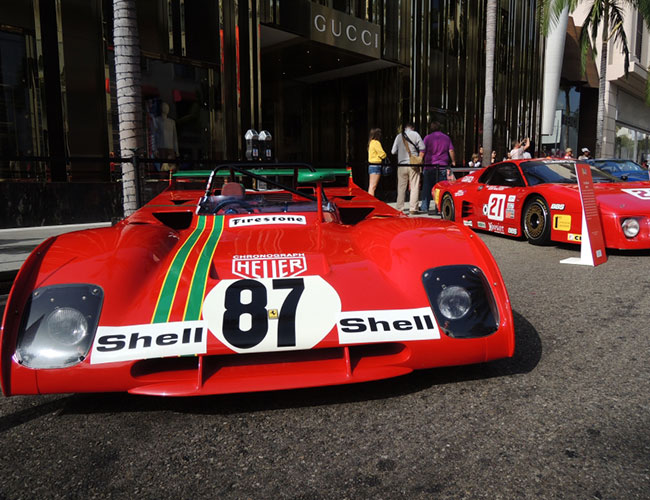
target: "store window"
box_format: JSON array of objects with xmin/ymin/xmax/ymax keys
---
[
  {"xmin": 0, "ymin": 30, "xmax": 44, "ymax": 180},
  {"xmin": 107, "ymin": 53, "xmax": 223, "ymax": 170},
  {"xmin": 615, "ymin": 124, "xmax": 650, "ymax": 164}
]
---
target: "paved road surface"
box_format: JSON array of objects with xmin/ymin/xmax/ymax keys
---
[{"xmin": 0, "ymin": 232, "xmax": 648, "ymax": 499}]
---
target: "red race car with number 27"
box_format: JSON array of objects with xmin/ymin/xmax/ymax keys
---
[
  {"xmin": 1, "ymin": 164, "xmax": 514, "ymax": 397},
  {"xmin": 434, "ymin": 159, "xmax": 650, "ymax": 249}
]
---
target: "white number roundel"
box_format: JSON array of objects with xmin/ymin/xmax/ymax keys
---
[{"xmin": 202, "ymin": 276, "xmax": 341, "ymax": 353}]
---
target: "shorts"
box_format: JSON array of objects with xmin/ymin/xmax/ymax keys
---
[{"xmin": 368, "ymin": 164, "xmax": 382, "ymax": 175}]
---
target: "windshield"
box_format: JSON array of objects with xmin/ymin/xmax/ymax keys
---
[
  {"xmin": 521, "ymin": 161, "xmax": 620, "ymax": 186},
  {"xmin": 591, "ymin": 160, "xmax": 644, "ymax": 173}
]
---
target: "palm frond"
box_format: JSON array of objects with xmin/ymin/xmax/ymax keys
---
[
  {"xmin": 609, "ymin": 3, "xmax": 630, "ymax": 74},
  {"xmin": 539, "ymin": 0, "xmax": 581, "ymax": 33}
]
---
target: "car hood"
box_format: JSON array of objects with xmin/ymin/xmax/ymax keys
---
[{"xmin": 28, "ymin": 214, "xmax": 498, "ymax": 328}]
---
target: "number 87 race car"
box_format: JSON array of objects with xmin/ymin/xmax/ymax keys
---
[
  {"xmin": 1, "ymin": 164, "xmax": 514, "ymax": 397},
  {"xmin": 434, "ymin": 159, "xmax": 650, "ymax": 249}
]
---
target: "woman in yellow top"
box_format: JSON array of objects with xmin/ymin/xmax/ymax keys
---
[{"xmin": 367, "ymin": 128, "xmax": 387, "ymax": 196}]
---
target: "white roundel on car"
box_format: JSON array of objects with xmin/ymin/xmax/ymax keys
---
[{"xmin": 202, "ymin": 276, "xmax": 341, "ymax": 353}]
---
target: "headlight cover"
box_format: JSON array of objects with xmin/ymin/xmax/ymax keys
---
[
  {"xmin": 15, "ymin": 284, "xmax": 103, "ymax": 369},
  {"xmin": 621, "ymin": 218, "xmax": 640, "ymax": 238},
  {"xmin": 422, "ymin": 265, "xmax": 499, "ymax": 339}
]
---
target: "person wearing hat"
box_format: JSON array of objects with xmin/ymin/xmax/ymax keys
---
[
  {"xmin": 563, "ymin": 148, "xmax": 574, "ymax": 159},
  {"xmin": 578, "ymin": 147, "xmax": 591, "ymax": 160}
]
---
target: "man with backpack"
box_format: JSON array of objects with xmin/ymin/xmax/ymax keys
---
[{"xmin": 391, "ymin": 123, "xmax": 424, "ymax": 215}]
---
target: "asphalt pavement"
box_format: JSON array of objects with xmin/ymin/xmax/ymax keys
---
[{"xmin": 1, "ymin": 219, "xmax": 649, "ymax": 499}]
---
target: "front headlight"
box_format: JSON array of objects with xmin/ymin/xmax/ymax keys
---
[
  {"xmin": 423, "ymin": 265, "xmax": 499, "ymax": 339},
  {"xmin": 15, "ymin": 284, "xmax": 103, "ymax": 369},
  {"xmin": 621, "ymin": 218, "xmax": 640, "ymax": 238}
]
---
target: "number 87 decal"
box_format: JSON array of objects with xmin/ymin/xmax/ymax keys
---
[
  {"xmin": 202, "ymin": 276, "xmax": 341, "ymax": 353},
  {"xmin": 223, "ymin": 279, "xmax": 304, "ymax": 349}
]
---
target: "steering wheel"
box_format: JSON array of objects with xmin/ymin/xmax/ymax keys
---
[{"xmin": 212, "ymin": 199, "xmax": 254, "ymax": 214}]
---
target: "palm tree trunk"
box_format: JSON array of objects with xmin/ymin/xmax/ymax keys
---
[
  {"xmin": 482, "ymin": 0, "xmax": 497, "ymax": 164},
  {"xmin": 113, "ymin": 0, "xmax": 143, "ymax": 217},
  {"xmin": 596, "ymin": 5, "xmax": 609, "ymax": 158}
]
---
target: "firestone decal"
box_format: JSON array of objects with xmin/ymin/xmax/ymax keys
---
[
  {"xmin": 229, "ymin": 215, "xmax": 307, "ymax": 228},
  {"xmin": 338, "ymin": 307, "xmax": 440, "ymax": 344},
  {"xmin": 90, "ymin": 321, "xmax": 207, "ymax": 365},
  {"xmin": 232, "ymin": 253, "xmax": 307, "ymax": 279},
  {"xmin": 203, "ymin": 276, "xmax": 341, "ymax": 354},
  {"xmin": 621, "ymin": 188, "xmax": 650, "ymax": 200}
]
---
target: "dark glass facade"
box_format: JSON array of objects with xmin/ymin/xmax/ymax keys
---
[{"xmin": 0, "ymin": 0, "xmax": 544, "ymax": 197}]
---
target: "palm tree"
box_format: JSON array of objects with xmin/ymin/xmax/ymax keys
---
[
  {"xmin": 540, "ymin": 0, "xmax": 650, "ymax": 157},
  {"xmin": 113, "ymin": 0, "xmax": 143, "ymax": 217},
  {"xmin": 482, "ymin": 0, "xmax": 497, "ymax": 165}
]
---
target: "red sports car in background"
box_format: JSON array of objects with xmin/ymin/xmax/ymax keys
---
[
  {"xmin": 1, "ymin": 164, "xmax": 514, "ymax": 397},
  {"xmin": 433, "ymin": 159, "xmax": 650, "ymax": 249}
]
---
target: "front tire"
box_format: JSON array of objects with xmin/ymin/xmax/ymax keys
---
[
  {"xmin": 441, "ymin": 193, "xmax": 455, "ymax": 221},
  {"xmin": 522, "ymin": 196, "xmax": 551, "ymax": 245}
]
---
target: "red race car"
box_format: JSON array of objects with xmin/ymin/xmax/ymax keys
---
[
  {"xmin": 1, "ymin": 164, "xmax": 514, "ymax": 397},
  {"xmin": 434, "ymin": 159, "xmax": 650, "ymax": 249}
]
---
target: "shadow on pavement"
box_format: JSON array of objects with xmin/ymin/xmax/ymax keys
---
[{"xmin": 0, "ymin": 311, "xmax": 541, "ymax": 426}]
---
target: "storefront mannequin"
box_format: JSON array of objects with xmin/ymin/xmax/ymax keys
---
[{"xmin": 154, "ymin": 102, "xmax": 178, "ymax": 171}]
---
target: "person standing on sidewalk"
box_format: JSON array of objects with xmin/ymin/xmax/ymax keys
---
[
  {"xmin": 421, "ymin": 121, "xmax": 455, "ymax": 214},
  {"xmin": 391, "ymin": 122, "xmax": 424, "ymax": 215},
  {"xmin": 367, "ymin": 128, "xmax": 387, "ymax": 197}
]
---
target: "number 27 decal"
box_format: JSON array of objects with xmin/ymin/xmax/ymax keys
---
[{"xmin": 202, "ymin": 276, "xmax": 341, "ymax": 354}]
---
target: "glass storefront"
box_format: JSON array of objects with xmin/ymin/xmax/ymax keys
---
[
  {"xmin": 616, "ymin": 124, "xmax": 650, "ymax": 165},
  {"xmin": 0, "ymin": 29, "xmax": 45, "ymax": 180},
  {"xmin": 1, "ymin": 0, "xmax": 544, "ymax": 184}
]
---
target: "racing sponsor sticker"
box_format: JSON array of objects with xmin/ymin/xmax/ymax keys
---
[
  {"xmin": 461, "ymin": 176, "xmax": 475, "ymax": 183},
  {"xmin": 477, "ymin": 221, "xmax": 487, "ymax": 229},
  {"xmin": 508, "ymin": 195, "xmax": 516, "ymax": 202},
  {"xmin": 568, "ymin": 233, "xmax": 582, "ymax": 242},
  {"xmin": 90, "ymin": 321, "xmax": 207, "ymax": 364},
  {"xmin": 232, "ymin": 253, "xmax": 307, "ymax": 279},
  {"xmin": 621, "ymin": 188, "xmax": 650, "ymax": 200},
  {"xmin": 488, "ymin": 222, "xmax": 505, "ymax": 234},
  {"xmin": 551, "ymin": 203, "xmax": 565, "ymax": 210},
  {"xmin": 454, "ymin": 190, "xmax": 466, "ymax": 197},
  {"xmin": 553, "ymin": 214, "xmax": 572, "ymax": 231},
  {"xmin": 506, "ymin": 210, "xmax": 515, "ymax": 219},
  {"xmin": 338, "ymin": 307, "xmax": 440, "ymax": 344},
  {"xmin": 463, "ymin": 220, "xmax": 473, "ymax": 227},
  {"xmin": 203, "ymin": 276, "xmax": 341, "ymax": 353},
  {"xmin": 507, "ymin": 227, "xmax": 518, "ymax": 235},
  {"xmin": 228, "ymin": 215, "xmax": 307, "ymax": 228}
]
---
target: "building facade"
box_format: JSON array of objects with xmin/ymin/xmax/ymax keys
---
[
  {"xmin": 0, "ymin": 0, "xmax": 544, "ymax": 226},
  {"xmin": 542, "ymin": 5, "xmax": 650, "ymax": 162}
]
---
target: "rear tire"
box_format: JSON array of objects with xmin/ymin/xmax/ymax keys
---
[
  {"xmin": 522, "ymin": 196, "xmax": 551, "ymax": 245},
  {"xmin": 441, "ymin": 193, "xmax": 455, "ymax": 221}
]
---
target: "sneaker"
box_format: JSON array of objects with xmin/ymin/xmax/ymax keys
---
[{"xmin": 409, "ymin": 210, "xmax": 420, "ymax": 215}]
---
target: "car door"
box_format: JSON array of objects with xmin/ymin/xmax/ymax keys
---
[{"xmin": 475, "ymin": 163, "xmax": 527, "ymax": 236}]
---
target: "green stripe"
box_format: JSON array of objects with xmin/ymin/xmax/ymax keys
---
[
  {"xmin": 152, "ymin": 216, "xmax": 207, "ymax": 323},
  {"xmin": 184, "ymin": 217, "xmax": 224, "ymax": 320}
]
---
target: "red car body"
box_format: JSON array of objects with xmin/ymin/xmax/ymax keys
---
[
  {"xmin": 1, "ymin": 166, "xmax": 514, "ymax": 397},
  {"xmin": 434, "ymin": 159, "xmax": 650, "ymax": 249}
]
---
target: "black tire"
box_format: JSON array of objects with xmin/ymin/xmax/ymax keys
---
[
  {"xmin": 522, "ymin": 196, "xmax": 551, "ymax": 245},
  {"xmin": 441, "ymin": 193, "xmax": 455, "ymax": 221}
]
